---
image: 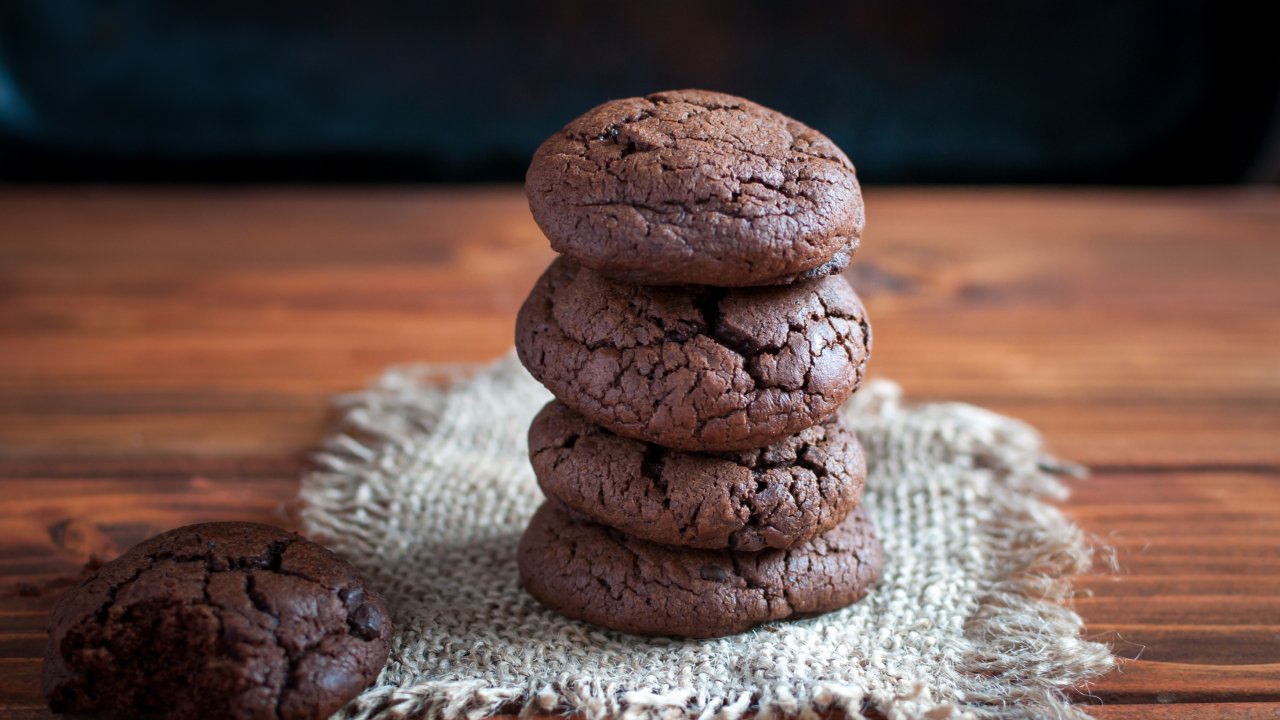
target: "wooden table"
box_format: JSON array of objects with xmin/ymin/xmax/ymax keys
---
[{"xmin": 1, "ymin": 188, "xmax": 1277, "ymax": 719}]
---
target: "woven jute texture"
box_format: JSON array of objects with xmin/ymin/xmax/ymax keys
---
[{"xmin": 300, "ymin": 353, "xmax": 1113, "ymax": 720}]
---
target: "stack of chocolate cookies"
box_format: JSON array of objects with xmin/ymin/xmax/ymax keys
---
[{"xmin": 514, "ymin": 90, "xmax": 882, "ymax": 638}]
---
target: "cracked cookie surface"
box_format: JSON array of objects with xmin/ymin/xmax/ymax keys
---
[
  {"xmin": 515, "ymin": 257, "xmax": 872, "ymax": 451},
  {"xmin": 518, "ymin": 502, "xmax": 882, "ymax": 638},
  {"xmin": 43, "ymin": 522, "xmax": 391, "ymax": 720},
  {"xmin": 525, "ymin": 89, "xmax": 864, "ymax": 286},
  {"xmin": 530, "ymin": 401, "xmax": 866, "ymax": 551}
]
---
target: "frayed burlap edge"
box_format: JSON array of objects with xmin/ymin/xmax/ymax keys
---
[{"xmin": 300, "ymin": 355, "xmax": 1114, "ymax": 720}]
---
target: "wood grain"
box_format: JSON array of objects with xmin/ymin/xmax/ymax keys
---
[{"xmin": 0, "ymin": 188, "xmax": 1277, "ymax": 717}]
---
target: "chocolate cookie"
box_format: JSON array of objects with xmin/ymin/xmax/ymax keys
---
[
  {"xmin": 44, "ymin": 522, "xmax": 391, "ymax": 720},
  {"xmin": 530, "ymin": 400, "xmax": 866, "ymax": 550},
  {"xmin": 526, "ymin": 89, "xmax": 864, "ymax": 287},
  {"xmin": 518, "ymin": 502, "xmax": 882, "ymax": 638},
  {"xmin": 515, "ymin": 257, "xmax": 871, "ymax": 451}
]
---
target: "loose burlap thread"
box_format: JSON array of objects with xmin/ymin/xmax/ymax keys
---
[{"xmin": 300, "ymin": 353, "xmax": 1113, "ymax": 720}]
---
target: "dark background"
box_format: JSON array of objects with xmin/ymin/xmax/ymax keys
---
[{"xmin": 1, "ymin": 0, "xmax": 1276, "ymax": 184}]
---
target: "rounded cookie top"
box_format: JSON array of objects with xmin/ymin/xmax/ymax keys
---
[
  {"xmin": 515, "ymin": 257, "xmax": 872, "ymax": 452},
  {"xmin": 518, "ymin": 502, "xmax": 882, "ymax": 638},
  {"xmin": 530, "ymin": 400, "xmax": 866, "ymax": 550},
  {"xmin": 526, "ymin": 89, "xmax": 864, "ymax": 287},
  {"xmin": 44, "ymin": 522, "xmax": 391, "ymax": 720}
]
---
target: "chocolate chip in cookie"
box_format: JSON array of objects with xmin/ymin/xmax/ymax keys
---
[
  {"xmin": 43, "ymin": 522, "xmax": 391, "ymax": 720},
  {"xmin": 525, "ymin": 89, "xmax": 864, "ymax": 287}
]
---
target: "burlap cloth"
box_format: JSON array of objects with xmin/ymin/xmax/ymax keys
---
[{"xmin": 300, "ymin": 353, "xmax": 1114, "ymax": 720}]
